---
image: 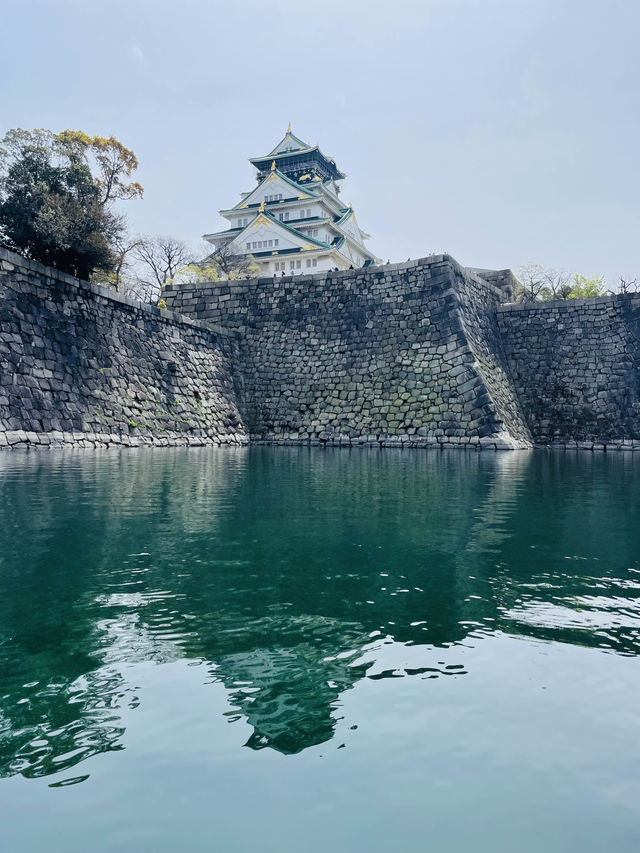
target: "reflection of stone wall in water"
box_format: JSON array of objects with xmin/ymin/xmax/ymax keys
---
[{"xmin": 2, "ymin": 449, "xmax": 640, "ymax": 770}]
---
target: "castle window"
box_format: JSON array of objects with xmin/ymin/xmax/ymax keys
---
[
  {"xmin": 289, "ymin": 261, "xmax": 295, "ymax": 270},
  {"xmin": 296, "ymin": 260, "xmax": 301, "ymax": 269},
  {"xmin": 274, "ymin": 239, "xmax": 279, "ymax": 246},
  {"xmin": 246, "ymin": 243, "xmax": 250, "ymax": 251}
]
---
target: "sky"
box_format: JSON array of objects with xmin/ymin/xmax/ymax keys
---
[{"xmin": 2, "ymin": 0, "xmax": 639, "ymax": 282}]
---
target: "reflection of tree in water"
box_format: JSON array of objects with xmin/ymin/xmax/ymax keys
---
[
  {"xmin": 2, "ymin": 666, "xmax": 129, "ymax": 780},
  {"xmin": 0, "ymin": 449, "xmax": 244, "ymax": 778},
  {"xmin": 0, "ymin": 447, "xmax": 639, "ymax": 773}
]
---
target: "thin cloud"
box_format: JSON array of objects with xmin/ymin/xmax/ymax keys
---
[{"xmin": 129, "ymin": 44, "xmax": 144, "ymax": 63}]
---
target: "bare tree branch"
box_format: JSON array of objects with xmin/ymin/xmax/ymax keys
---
[
  {"xmin": 111, "ymin": 232, "xmax": 142, "ymax": 292},
  {"xmin": 615, "ymin": 275, "xmax": 638, "ymax": 295},
  {"xmin": 201, "ymin": 242, "xmax": 260, "ymax": 279},
  {"xmin": 515, "ymin": 263, "xmax": 547, "ymax": 302},
  {"xmin": 134, "ymin": 235, "xmax": 194, "ymax": 288}
]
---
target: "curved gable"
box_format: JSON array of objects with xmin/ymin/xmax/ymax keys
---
[
  {"xmin": 233, "ymin": 171, "xmax": 318, "ymax": 210},
  {"xmin": 268, "ymin": 130, "xmax": 309, "ymax": 156}
]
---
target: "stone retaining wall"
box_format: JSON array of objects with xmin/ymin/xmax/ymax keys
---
[
  {"xmin": 5, "ymin": 246, "xmax": 640, "ymax": 454},
  {"xmin": 497, "ymin": 296, "xmax": 640, "ymax": 448},
  {"xmin": 0, "ymin": 248, "xmax": 246, "ymax": 450},
  {"xmin": 164, "ymin": 256, "xmax": 531, "ymax": 449}
]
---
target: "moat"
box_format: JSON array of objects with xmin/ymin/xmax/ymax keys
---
[{"xmin": 1, "ymin": 447, "xmax": 639, "ymax": 852}]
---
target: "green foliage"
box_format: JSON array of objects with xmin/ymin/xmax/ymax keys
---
[
  {"xmin": 0, "ymin": 128, "xmax": 143, "ymax": 279},
  {"xmin": 568, "ymin": 274, "xmax": 605, "ymax": 299},
  {"xmin": 539, "ymin": 282, "xmax": 573, "ymax": 301},
  {"xmin": 172, "ymin": 260, "xmax": 220, "ymax": 286},
  {"xmin": 515, "ymin": 264, "xmax": 606, "ymax": 302},
  {"xmin": 55, "ymin": 131, "xmax": 143, "ymax": 204},
  {"xmin": 169, "ymin": 252, "xmax": 260, "ymax": 287}
]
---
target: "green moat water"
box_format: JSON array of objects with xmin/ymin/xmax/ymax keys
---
[{"xmin": 1, "ymin": 447, "xmax": 639, "ymax": 852}]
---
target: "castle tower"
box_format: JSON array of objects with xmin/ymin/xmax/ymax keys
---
[{"xmin": 203, "ymin": 126, "xmax": 379, "ymax": 276}]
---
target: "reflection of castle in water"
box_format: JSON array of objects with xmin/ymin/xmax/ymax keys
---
[
  {"xmin": 1, "ymin": 447, "xmax": 639, "ymax": 774},
  {"xmin": 216, "ymin": 620, "xmax": 369, "ymax": 755}
]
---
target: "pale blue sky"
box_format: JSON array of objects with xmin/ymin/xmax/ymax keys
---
[{"xmin": 3, "ymin": 0, "xmax": 639, "ymax": 281}]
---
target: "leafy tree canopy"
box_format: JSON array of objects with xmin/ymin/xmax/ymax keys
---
[
  {"xmin": 168, "ymin": 245, "xmax": 260, "ymax": 290},
  {"xmin": 568, "ymin": 274, "xmax": 605, "ymax": 299},
  {"xmin": 515, "ymin": 265, "xmax": 608, "ymax": 302},
  {"xmin": 0, "ymin": 128, "xmax": 142, "ymax": 279}
]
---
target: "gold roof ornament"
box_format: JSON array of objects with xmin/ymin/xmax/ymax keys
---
[
  {"xmin": 271, "ymin": 160, "xmax": 276, "ymax": 171},
  {"xmin": 258, "ymin": 200, "xmax": 265, "ymax": 213},
  {"xmin": 287, "ymin": 122, "xmax": 291, "ymax": 133}
]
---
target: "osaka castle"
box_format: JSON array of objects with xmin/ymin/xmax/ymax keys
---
[{"xmin": 203, "ymin": 126, "xmax": 379, "ymax": 276}]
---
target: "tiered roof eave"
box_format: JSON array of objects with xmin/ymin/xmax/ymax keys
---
[
  {"xmin": 266, "ymin": 129, "xmax": 310, "ymax": 156},
  {"xmin": 204, "ymin": 127, "xmax": 379, "ymax": 266},
  {"xmin": 249, "ymin": 146, "xmax": 346, "ymax": 181},
  {"xmin": 220, "ymin": 167, "xmax": 322, "ymax": 216},
  {"xmin": 205, "ymin": 207, "xmax": 335, "ymax": 252}
]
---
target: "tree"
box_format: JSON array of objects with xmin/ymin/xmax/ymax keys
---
[
  {"xmin": 173, "ymin": 258, "xmax": 221, "ymax": 286},
  {"xmin": 539, "ymin": 269, "xmax": 572, "ymax": 301},
  {"xmin": 515, "ymin": 264, "xmax": 608, "ymax": 302},
  {"xmin": 569, "ymin": 274, "xmax": 605, "ymax": 299},
  {"xmin": 55, "ymin": 131, "xmax": 143, "ymax": 206},
  {"xmin": 0, "ymin": 128, "xmax": 142, "ymax": 279},
  {"xmin": 514, "ymin": 263, "xmax": 547, "ymax": 302},
  {"xmin": 90, "ymin": 232, "xmax": 143, "ymax": 294},
  {"xmin": 614, "ymin": 276, "xmax": 638, "ymax": 294},
  {"xmin": 172, "ymin": 251, "xmax": 260, "ymax": 287},
  {"xmin": 110, "ymin": 233, "xmax": 143, "ymax": 292},
  {"xmin": 201, "ymin": 243, "xmax": 260, "ymax": 280},
  {"xmin": 133, "ymin": 235, "xmax": 193, "ymax": 291},
  {"xmin": 163, "ymin": 241, "xmax": 260, "ymax": 289}
]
